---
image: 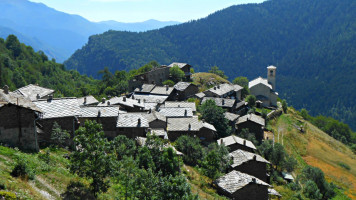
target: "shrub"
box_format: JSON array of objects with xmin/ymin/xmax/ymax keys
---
[
  {"xmin": 175, "ymin": 135, "xmax": 204, "ymax": 166},
  {"xmin": 61, "ymin": 181, "xmax": 95, "ymax": 200},
  {"xmin": 337, "ymin": 162, "xmax": 350, "ymax": 170},
  {"xmin": 0, "ymin": 191, "xmax": 17, "ymax": 200},
  {"xmin": 162, "ymin": 80, "xmax": 175, "ymax": 87},
  {"xmin": 11, "ymin": 158, "xmax": 35, "ymax": 180},
  {"xmin": 38, "ymin": 149, "xmax": 50, "ymax": 164}
]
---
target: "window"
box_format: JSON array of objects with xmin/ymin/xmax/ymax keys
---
[{"xmin": 270, "ymin": 70, "xmax": 274, "ymax": 76}]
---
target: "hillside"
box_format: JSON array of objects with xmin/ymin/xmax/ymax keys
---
[
  {"xmin": 0, "ymin": 34, "xmax": 99, "ymax": 97},
  {"xmin": 65, "ymin": 0, "xmax": 356, "ymax": 130},
  {"xmin": 270, "ymin": 109, "xmax": 356, "ymax": 199},
  {"xmin": 0, "ymin": 0, "xmax": 179, "ymax": 62}
]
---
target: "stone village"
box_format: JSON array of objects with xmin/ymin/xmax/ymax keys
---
[{"xmin": 0, "ymin": 63, "xmax": 282, "ymax": 200}]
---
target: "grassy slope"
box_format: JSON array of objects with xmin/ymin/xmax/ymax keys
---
[
  {"xmin": 191, "ymin": 73, "xmax": 230, "ymax": 92},
  {"xmin": 0, "ymin": 147, "xmax": 77, "ymax": 200},
  {"xmin": 270, "ymin": 108, "xmax": 356, "ymax": 199}
]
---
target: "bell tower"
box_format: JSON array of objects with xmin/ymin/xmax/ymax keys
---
[{"xmin": 267, "ymin": 66, "xmax": 276, "ymax": 90}]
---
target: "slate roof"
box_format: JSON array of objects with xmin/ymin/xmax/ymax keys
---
[
  {"xmin": 77, "ymin": 95, "xmax": 99, "ymax": 106},
  {"xmin": 174, "ymin": 82, "xmax": 192, "ymax": 91},
  {"xmin": 229, "ymin": 149, "xmax": 270, "ymax": 168},
  {"xmin": 167, "ymin": 117, "xmax": 216, "ymax": 132},
  {"xmin": 0, "ymin": 89, "xmax": 42, "ymax": 112},
  {"xmin": 14, "ymin": 84, "xmax": 55, "ymax": 101},
  {"xmin": 224, "ymin": 112, "xmax": 240, "ymax": 122},
  {"xmin": 282, "ymin": 172, "xmax": 294, "ymax": 180},
  {"xmin": 143, "ymin": 102, "xmax": 158, "ymax": 111},
  {"xmin": 164, "ymin": 101, "xmax": 197, "ymax": 112},
  {"xmin": 80, "ymin": 106, "xmax": 126, "ymax": 118},
  {"xmin": 235, "ymin": 101, "xmax": 246, "ymax": 110},
  {"xmin": 206, "ymin": 83, "xmax": 242, "ymax": 96},
  {"xmin": 34, "ymin": 98, "xmax": 81, "ymax": 119},
  {"xmin": 149, "ymin": 128, "xmax": 168, "ymax": 138},
  {"xmin": 202, "ymin": 97, "xmax": 236, "ymax": 108},
  {"xmin": 217, "ymin": 135, "xmax": 256, "ymax": 150},
  {"xmin": 236, "ymin": 114, "xmax": 265, "ymax": 126},
  {"xmin": 98, "ymin": 96, "xmax": 144, "ymax": 108},
  {"xmin": 268, "ymin": 188, "xmax": 282, "ymax": 197},
  {"xmin": 214, "ymin": 170, "xmax": 270, "ymax": 194},
  {"xmin": 195, "ymin": 92, "xmax": 206, "ymax": 98},
  {"xmin": 134, "ymin": 84, "xmax": 156, "ymax": 93},
  {"xmin": 116, "ymin": 113, "xmax": 149, "ymax": 128},
  {"xmin": 249, "ymin": 77, "xmax": 272, "ymax": 89},
  {"xmin": 159, "ymin": 107, "xmax": 193, "ymax": 118},
  {"xmin": 144, "ymin": 111, "xmax": 166, "ymax": 123},
  {"xmin": 168, "ymin": 62, "xmax": 190, "ymax": 69},
  {"xmin": 150, "ymin": 86, "xmax": 174, "ymax": 95},
  {"xmin": 132, "ymin": 94, "xmax": 168, "ymax": 103}
]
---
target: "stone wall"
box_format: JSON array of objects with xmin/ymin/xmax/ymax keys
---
[
  {"xmin": 116, "ymin": 127, "xmax": 147, "ymax": 139},
  {"xmin": 217, "ymin": 183, "xmax": 268, "ymax": 200},
  {"xmin": 233, "ymin": 161, "xmax": 268, "ymax": 182},
  {"xmin": 0, "ymin": 105, "xmax": 38, "ymax": 151}
]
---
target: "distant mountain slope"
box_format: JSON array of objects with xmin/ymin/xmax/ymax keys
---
[
  {"xmin": 65, "ymin": 0, "xmax": 356, "ymax": 130},
  {"xmin": 0, "ymin": 0, "xmax": 179, "ymax": 62}
]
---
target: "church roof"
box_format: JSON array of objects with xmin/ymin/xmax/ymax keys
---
[{"xmin": 249, "ymin": 77, "xmax": 272, "ymax": 89}]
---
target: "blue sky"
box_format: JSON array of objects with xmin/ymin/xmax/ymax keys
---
[{"xmin": 29, "ymin": 0, "xmax": 265, "ymax": 23}]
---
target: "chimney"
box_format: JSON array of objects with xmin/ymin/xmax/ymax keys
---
[
  {"xmin": 47, "ymin": 95, "xmax": 53, "ymax": 102},
  {"xmin": 220, "ymin": 139, "xmax": 224, "ymax": 145},
  {"xmin": 243, "ymin": 140, "xmax": 246, "ymax": 146},
  {"xmin": 184, "ymin": 109, "xmax": 187, "ymax": 116},
  {"xmin": 188, "ymin": 123, "xmax": 191, "ymax": 131},
  {"xmin": 101, "ymin": 98, "xmax": 106, "ymax": 103},
  {"xmin": 97, "ymin": 110, "xmax": 101, "ymax": 117},
  {"xmin": 36, "ymin": 94, "xmax": 40, "ymax": 100},
  {"xmin": 253, "ymin": 155, "xmax": 257, "ymax": 161},
  {"xmin": 123, "ymin": 96, "xmax": 126, "ymax": 102},
  {"xmin": 84, "ymin": 97, "xmax": 87, "ymax": 104},
  {"xmin": 214, "ymin": 86, "xmax": 217, "ymax": 90},
  {"xmin": 222, "ymin": 99, "xmax": 225, "ymax": 105},
  {"xmin": 252, "ymin": 178, "xmax": 256, "ymax": 183},
  {"xmin": 107, "ymin": 101, "xmax": 111, "ymax": 105},
  {"xmin": 218, "ymin": 85, "xmax": 220, "ymax": 89},
  {"xmin": 166, "ymin": 85, "xmax": 169, "ymax": 91},
  {"xmin": 138, "ymin": 118, "xmax": 141, "ymax": 127},
  {"xmin": 3, "ymin": 85, "xmax": 9, "ymax": 94},
  {"xmin": 132, "ymin": 95, "xmax": 135, "ymax": 99},
  {"xmin": 138, "ymin": 99, "xmax": 141, "ymax": 103},
  {"xmin": 149, "ymin": 108, "xmax": 152, "ymax": 113}
]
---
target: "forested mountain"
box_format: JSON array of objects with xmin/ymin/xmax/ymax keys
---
[
  {"xmin": 65, "ymin": 0, "xmax": 356, "ymax": 130},
  {"xmin": 0, "ymin": 0, "xmax": 179, "ymax": 62}
]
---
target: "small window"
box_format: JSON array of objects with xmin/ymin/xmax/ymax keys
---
[{"xmin": 270, "ymin": 70, "xmax": 274, "ymax": 76}]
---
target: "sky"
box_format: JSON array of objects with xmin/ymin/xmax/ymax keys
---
[{"xmin": 29, "ymin": 0, "xmax": 265, "ymax": 23}]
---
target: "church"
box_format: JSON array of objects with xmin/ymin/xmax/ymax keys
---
[{"xmin": 248, "ymin": 66, "xmax": 278, "ymax": 107}]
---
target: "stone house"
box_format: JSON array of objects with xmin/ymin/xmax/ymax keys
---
[
  {"xmin": 249, "ymin": 66, "xmax": 278, "ymax": 107},
  {"xmin": 0, "ymin": 86, "xmax": 43, "ymax": 151},
  {"xmin": 202, "ymin": 97, "xmax": 236, "ymax": 112},
  {"xmin": 128, "ymin": 66, "xmax": 171, "ymax": 91},
  {"xmin": 224, "ymin": 112, "xmax": 239, "ymax": 132},
  {"xmin": 236, "ymin": 114, "xmax": 265, "ymax": 141},
  {"xmin": 229, "ymin": 149, "xmax": 270, "ymax": 182},
  {"xmin": 173, "ymin": 82, "xmax": 199, "ymax": 101},
  {"xmin": 203, "ymin": 83, "xmax": 242, "ymax": 100},
  {"xmin": 116, "ymin": 113, "xmax": 149, "ymax": 138},
  {"xmin": 78, "ymin": 106, "xmax": 125, "ymax": 140},
  {"xmin": 33, "ymin": 97, "xmax": 82, "ymax": 147},
  {"xmin": 77, "ymin": 95, "xmax": 99, "ymax": 106},
  {"xmin": 168, "ymin": 63, "xmax": 192, "ymax": 81},
  {"xmin": 13, "ymin": 84, "xmax": 55, "ymax": 101},
  {"xmin": 98, "ymin": 96, "xmax": 145, "ymax": 112},
  {"xmin": 167, "ymin": 117, "xmax": 216, "ymax": 143},
  {"xmin": 214, "ymin": 170, "xmax": 270, "ymax": 200},
  {"xmin": 217, "ymin": 135, "xmax": 256, "ymax": 153}
]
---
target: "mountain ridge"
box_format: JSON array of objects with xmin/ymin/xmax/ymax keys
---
[{"xmin": 0, "ymin": 0, "xmax": 180, "ymax": 62}]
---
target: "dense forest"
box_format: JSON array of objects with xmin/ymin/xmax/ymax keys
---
[{"xmin": 65, "ymin": 0, "xmax": 356, "ymax": 130}]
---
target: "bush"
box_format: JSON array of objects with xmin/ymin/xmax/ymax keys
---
[
  {"xmin": 11, "ymin": 158, "xmax": 35, "ymax": 180},
  {"xmin": 303, "ymin": 180, "xmax": 322, "ymax": 200},
  {"xmin": 337, "ymin": 162, "xmax": 350, "ymax": 170},
  {"xmin": 0, "ymin": 191, "xmax": 17, "ymax": 200},
  {"xmin": 162, "ymin": 80, "xmax": 175, "ymax": 87},
  {"xmin": 38, "ymin": 149, "xmax": 50, "ymax": 164},
  {"xmin": 61, "ymin": 181, "xmax": 95, "ymax": 200},
  {"xmin": 175, "ymin": 135, "xmax": 204, "ymax": 166}
]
